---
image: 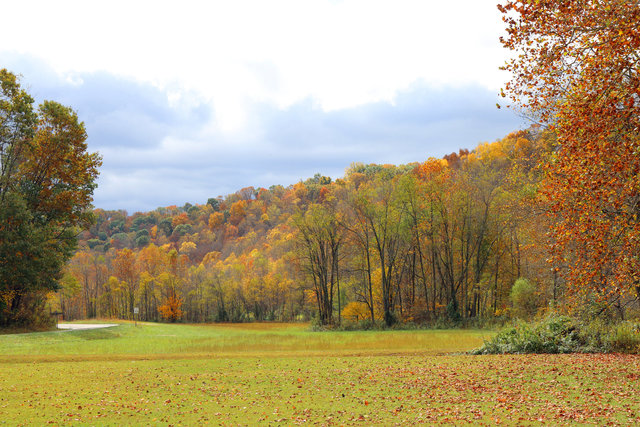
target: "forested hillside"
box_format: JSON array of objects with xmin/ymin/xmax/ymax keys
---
[{"xmin": 56, "ymin": 127, "xmax": 588, "ymax": 326}]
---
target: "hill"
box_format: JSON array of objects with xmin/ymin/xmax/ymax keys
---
[{"xmin": 57, "ymin": 128, "xmax": 559, "ymax": 326}]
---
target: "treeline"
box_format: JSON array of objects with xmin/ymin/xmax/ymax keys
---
[{"xmin": 57, "ymin": 128, "xmax": 571, "ymax": 326}]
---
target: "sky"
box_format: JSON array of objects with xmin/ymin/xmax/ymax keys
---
[{"xmin": 0, "ymin": 0, "xmax": 523, "ymax": 212}]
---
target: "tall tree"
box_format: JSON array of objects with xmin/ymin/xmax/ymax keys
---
[
  {"xmin": 294, "ymin": 203, "xmax": 342, "ymax": 325},
  {"xmin": 499, "ymin": 1, "xmax": 640, "ymax": 312},
  {"xmin": 351, "ymin": 174, "xmax": 408, "ymax": 327},
  {"xmin": 0, "ymin": 70, "xmax": 101, "ymax": 328}
]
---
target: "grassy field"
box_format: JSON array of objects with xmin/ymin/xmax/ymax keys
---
[
  {"xmin": 0, "ymin": 322, "xmax": 488, "ymax": 360},
  {"xmin": 1, "ymin": 323, "xmax": 639, "ymax": 425}
]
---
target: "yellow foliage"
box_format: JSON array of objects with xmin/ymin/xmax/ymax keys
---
[
  {"xmin": 208, "ymin": 212, "xmax": 224, "ymax": 230},
  {"xmin": 179, "ymin": 241, "xmax": 197, "ymax": 255},
  {"xmin": 201, "ymin": 251, "xmax": 221, "ymax": 266},
  {"xmin": 304, "ymin": 289, "xmax": 316, "ymax": 306},
  {"xmin": 341, "ymin": 301, "xmax": 372, "ymax": 322}
]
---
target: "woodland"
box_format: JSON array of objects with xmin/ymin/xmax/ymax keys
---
[
  {"xmin": 57, "ymin": 129, "xmax": 560, "ymax": 327},
  {"xmin": 2, "ymin": 0, "xmax": 640, "ymax": 338}
]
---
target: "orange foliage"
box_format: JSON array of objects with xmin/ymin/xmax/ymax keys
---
[
  {"xmin": 172, "ymin": 213, "xmax": 189, "ymax": 227},
  {"xmin": 208, "ymin": 212, "xmax": 224, "ymax": 230},
  {"xmin": 318, "ymin": 186, "xmax": 330, "ymax": 202},
  {"xmin": 158, "ymin": 289, "xmax": 184, "ymax": 322},
  {"xmin": 229, "ymin": 200, "xmax": 247, "ymax": 226},
  {"xmin": 500, "ymin": 0, "xmax": 640, "ymax": 303},
  {"xmin": 225, "ymin": 224, "xmax": 239, "ymax": 239}
]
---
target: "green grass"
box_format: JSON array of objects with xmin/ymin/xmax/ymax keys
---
[
  {"xmin": 0, "ymin": 322, "xmax": 489, "ymax": 360},
  {"xmin": 1, "ymin": 323, "xmax": 639, "ymax": 425}
]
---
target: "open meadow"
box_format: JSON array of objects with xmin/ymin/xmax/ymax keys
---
[{"xmin": 1, "ymin": 323, "xmax": 639, "ymax": 425}]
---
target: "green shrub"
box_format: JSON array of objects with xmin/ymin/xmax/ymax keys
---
[
  {"xmin": 510, "ymin": 278, "xmax": 538, "ymax": 319},
  {"xmin": 332, "ymin": 318, "xmax": 378, "ymax": 331},
  {"xmin": 471, "ymin": 314, "xmax": 580, "ymax": 354},
  {"xmin": 472, "ymin": 314, "xmax": 640, "ymax": 355},
  {"xmin": 446, "ymin": 300, "xmax": 461, "ymax": 323},
  {"xmin": 87, "ymin": 238, "xmax": 102, "ymax": 249},
  {"xmin": 609, "ymin": 322, "xmax": 640, "ymax": 353},
  {"xmin": 579, "ymin": 318, "xmax": 612, "ymax": 352}
]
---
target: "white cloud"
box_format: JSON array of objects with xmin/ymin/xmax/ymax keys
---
[
  {"xmin": 1, "ymin": 2, "xmax": 520, "ymax": 211},
  {"xmin": 1, "ymin": 0, "xmax": 508, "ymax": 131}
]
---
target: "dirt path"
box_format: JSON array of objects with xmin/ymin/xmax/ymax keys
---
[{"xmin": 57, "ymin": 323, "xmax": 119, "ymax": 330}]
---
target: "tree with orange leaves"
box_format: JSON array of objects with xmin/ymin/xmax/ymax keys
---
[
  {"xmin": 499, "ymin": 1, "xmax": 640, "ymax": 312},
  {"xmin": 158, "ymin": 287, "xmax": 184, "ymax": 322}
]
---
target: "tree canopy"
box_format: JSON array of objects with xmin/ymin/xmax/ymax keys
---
[
  {"xmin": 0, "ymin": 69, "xmax": 101, "ymax": 328},
  {"xmin": 499, "ymin": 0, "xmax": 640, "ymax": 308}
]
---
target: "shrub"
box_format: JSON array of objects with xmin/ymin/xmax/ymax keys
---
[
  {"xmin": 332, "ymin": 318, "xmax": 379, "ymax": 331},
  {"xmin": 472, "ymin": 314, "xmax": 580, "ymax": 354},
  {"xmin": 472, "ymin": 313, "xmax": 640, "ymax": 354},
  {"xmin": 609, "ymin": 322, "xmax": 640, "ymax": 353},
  {"xmin": 341, "ymin": 301, "xmax": 372, "ymax": 323},
  {"xmin": 87, "ymin": 238, "xmax": 102, "ymax": 249},
  {"xmin": 510, "ymin": 278, "xmax": 538, "ymax": 319},
  {"xmin": 446, "ymin": 300, "xmax": 461, "ymax": 323}
]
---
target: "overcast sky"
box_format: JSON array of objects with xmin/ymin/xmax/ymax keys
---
[{"xmin": 0, "ymin": 0, "xmax": 523, "ymax": 212}]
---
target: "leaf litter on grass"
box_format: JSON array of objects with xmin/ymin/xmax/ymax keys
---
[
  {"xmin": 2, "ymin": 353, "xmax": 640, "ymax": 425},
  {"xmin": 1, "ymin": 324, "xmax": 639, "ymax": 425}
]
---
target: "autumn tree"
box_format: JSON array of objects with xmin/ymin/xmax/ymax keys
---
[
  {"xmin": 0, "ymin": 69, "xmax": 101, "ymax": 328},
  {"xmin": 360, "ymin": 175, "xmax": 408, "ymax": 327},
  {"xmin": 294, "ymin": 202, "xmax": 343, "ymax": 325},
  {"xmin": 68, "ymin": 252, "xmax": 97, "ymax": 318},
  {"xmin": 113, "ymin": 248, "xmax": 138, "ymax": 318},
  {"xmin": 158, "ymin": 287, "xmax": 184, "ymax": 322},
  {"xmin": 337, "ymin": 177, "xmax": 377, "ymax": 323},
  {"xmin": 399, "ymin": 161, "xmax": 444, "ymax": 321},
  {"xmin": 499, "ymin": 0, "xmax": 640, "ymax": 314}
]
